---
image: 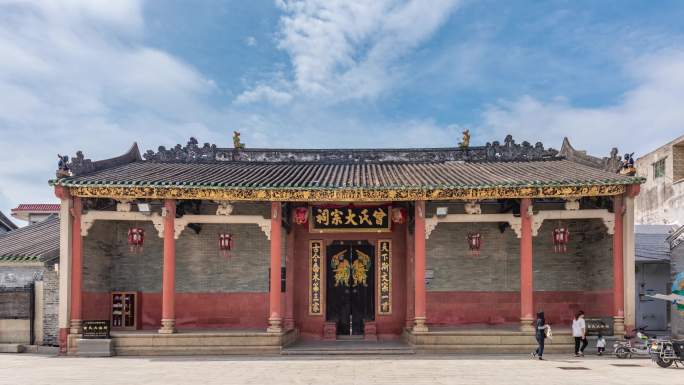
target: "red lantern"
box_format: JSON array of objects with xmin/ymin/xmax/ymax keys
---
[
  {"xmin": 294, "ymin": 207, "xmax": 308, "ymax": 225},
  {"xmin": 467, "ymin": 232, "xmax": 481, "ymax": 256},
  {"xmin": 127, "ymin": 227, "xmax": 144, "ymax": 253},
  {"xmin": 218, "ymin": 233, "xmax": 234, "ymax": 258},
  {"xmin": 553, "ymin": 227, "xmax": 569, "ymax": 253},
  {"xmin": 391, "ymin": 207, "xmax": 406, "ymax": 224}
]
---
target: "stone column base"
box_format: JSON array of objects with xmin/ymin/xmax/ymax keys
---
[
  {"xmin": 413, "ymin": 317, "xmax": 428, "ymax": 333},
  {"xmin": 613, "ymin": 316, "xmax": 625, "ymax": 336},
  {"xmin": 520, "ymin": 317, "xmax": 535, "ymax": 333},
  {"xmin": 69, "ymin": 319, "xmax": 83, "ymax": 335},
  {"xmin": 158, "ymin": 319, "xmax": 176, "ymax": 334},
  {"xmin": 267, "ymin": 317, "xmax": 283, "ymax": 333}
]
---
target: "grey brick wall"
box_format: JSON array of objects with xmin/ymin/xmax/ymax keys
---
[
  {"xmin": 427, "ymin": 222, "xmax": 520, "ymax": 291},
  {"xmin": 82, "ymin": 203, "xmax": 274, "ymax": 293},
  {"xmin": 0, "ymin": 266, "xmax": 44, "ymax": 288},
  {"xmin": 42, "ymin": 269, "xmax": 59, "ymax": 346},
  {"xmin": 426, "ymin": 218, "xmax": 613, "ymax": 292}
]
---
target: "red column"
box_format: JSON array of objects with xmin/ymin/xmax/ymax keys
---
[
  {"xmin": 284, "ymin": 219, "xmax": 295, "ymax": 331},
  {"xmin": 405, "ymin": 225, "xmax": 415, "ymax": 328},
  {"xmin": 159, "ymin": 199, "xmax": 176, "ymax": 334},
  {"xmin": 413, "ymin": 201, "xmax": 428, "ymax": 332},
  {"xmin": 613, "ymin": 195, "xmax": 625, "ymax": 334},
  {"xmin": 267, "ymin": 202, "xmax": 283, "ymax": 333},
  {"xmin": 69, "ymin": 197, "xmax": 83, "ymax": 334},
  {"xmin": 519, "ymin": 198, "xmax": 534, "ymax": 332}
]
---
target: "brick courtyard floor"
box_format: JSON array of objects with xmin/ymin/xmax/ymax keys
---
[{"xmin": 1, "ymin": 354, "xmax": 682, "ymax": 385}]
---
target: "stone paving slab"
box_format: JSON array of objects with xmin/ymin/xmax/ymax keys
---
[{"xmin": 0, "ymin": 354, "xmax": 682, "ymax": 385}]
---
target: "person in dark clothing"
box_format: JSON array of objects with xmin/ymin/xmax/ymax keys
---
[{"xmin": 531, "ymin": 311, "xmax": 548, "ymax": 360}]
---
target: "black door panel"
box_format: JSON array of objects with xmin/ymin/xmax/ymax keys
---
[{"xmin": 326, "ymin": 242, "xmax": 375, "ymax": 336}]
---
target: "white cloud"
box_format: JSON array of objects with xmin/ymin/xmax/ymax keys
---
[
  {"xmin": 478, "ymin": 50, "xmax": 684, "ymax": 156},
  {"xmin": 245, "ymin": 36, "xmax": 257, "ymax": 47},
  {"xmin": 234, "ymin": 85, "xmax": 293, "ymax": 105},
  {"xmin": 237, "ymin": 0, "xmax": 462, "ymax": 104},
  {"xmin": 0, "ymin": 0, "xmax": 218, "ymax": 218}
]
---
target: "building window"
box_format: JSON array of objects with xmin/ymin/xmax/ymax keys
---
[{"xmin": 653, "ymin": 158, "xmax": 666, "ymax": 179}]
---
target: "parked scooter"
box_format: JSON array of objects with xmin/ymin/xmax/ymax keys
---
[
  {"xmin": 613, "ymin": 327, "xmax": 656, "ymax": 359},
  {"xmin": 650, "ymin": 338, "xmax": 684, "ymax": 368}
]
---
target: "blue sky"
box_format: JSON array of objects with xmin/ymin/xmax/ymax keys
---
[{"xmin": 0, "ymin": 0, "xmax": 683, "ymax": 219}]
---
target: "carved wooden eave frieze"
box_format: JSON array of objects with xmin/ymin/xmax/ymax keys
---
[
  {"xmin": 425, "ymin": 213, "xmax": 523, "ymax": 239},
  {"xmin": 531, "ymin": 209, "xmax": 615, "ymax": 236},
  {"xmin": 66, "ymin": 184, "xmax": 627, "ymax": 202},
  {"xmin": 80, "ymin": 210, "xmax": 270, "ymax": 240},
  {"xmin": 80, "ymin": 210, "xmax": 165, "ymax": 237},
  {"xmin": 424, "ymin": 207, "xmax": 616, "ymax": 239},
  {"xmin": 172, "ymin": 215, "xmax": 270, "ymax": 240}
]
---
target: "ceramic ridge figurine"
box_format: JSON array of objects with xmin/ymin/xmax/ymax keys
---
[
  {"xmin": 458, "ymin": 129, "xmax": 471, "ymax": 149},
  {"xmin": 620, "ymin": 152, "xmax": 636, "ymax": 176},
  {"xmin": 56, "ymin": 154, "xmax": 70, "ymax": 178},
  {"xmin": 233, "ymin": 131, "xmax": 245, "ymax": 149}
]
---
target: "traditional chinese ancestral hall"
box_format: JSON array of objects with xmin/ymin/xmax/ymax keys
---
[{"xmin": 50, "ymin": 136, "xmax": 643, "ymax": 355}]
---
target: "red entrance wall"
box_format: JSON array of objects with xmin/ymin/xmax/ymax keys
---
[
  {"xmin": 293, "ymin": 220, "xmax": 408, "ymax": 340},
  {"xmin": 83, "ymin": 292, "xmax": 273, "ymax": 330},
  {"xmin": 427, "ymin": 290, "xmax": 613, "ymax": 326}
]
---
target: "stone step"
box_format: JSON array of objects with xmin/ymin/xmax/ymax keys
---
[
  {"xmin": 412, "ymin": 344, "xmax": 575, "ymax": 354},
  {"xmin": 282, "ymin": 348, "xmax": 415, "ymax": 355},
  {"xmin": 116, "ymin": 346, "xmax": 282, "ymax": 356},
  {"xmin": 0, "ymin": 344, "xmax": 23, "ymax": 353},
  {"xmin": 409, "ymin": 335, "xmax": 575, "ymax": 345}
]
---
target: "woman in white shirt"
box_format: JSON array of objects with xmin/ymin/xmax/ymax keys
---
[{"xmin": 572, "ymin": 310, "xmax": 588, "ymax": 357}]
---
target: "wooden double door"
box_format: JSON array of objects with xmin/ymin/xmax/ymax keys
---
[{"xmin": 325, "ymin": 241, "xmax": 375, "ymax": 335}]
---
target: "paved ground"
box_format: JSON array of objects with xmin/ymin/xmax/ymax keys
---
[{"xmin": 1, "ymin": 354, "xmax": 682, "ymax": 385}]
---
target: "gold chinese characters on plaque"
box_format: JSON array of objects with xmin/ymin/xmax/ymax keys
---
[
  {"xmin": 310, "ymin": 205, "xmax": 391, "ymax": 233},
  {"xmin": 309, "ymin": 240, "xmax": 324, "ymax": 315},
  {"xmin": 377, "ymin": 240, "xmax": 392, "ymax": 315}
]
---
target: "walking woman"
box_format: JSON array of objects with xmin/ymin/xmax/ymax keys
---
[
  {"xmin": 531, "ymin": 311, "xmax": 549, "ymax": 360},
  {"xmin": 572, "ymin": 310, "xmax": 588, "ymax": 357}
]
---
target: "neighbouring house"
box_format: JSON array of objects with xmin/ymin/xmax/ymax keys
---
[
  {"xmin": 635, "ymin": 134, "xmax": 684, "ymax": 226},
  {"xmin": 0, "ymin": 211, "xmax": 17, "ymax": 234},
  {"xmin": 11, "ymin": 204, "xmax": 60, "ymax": 225},
  {"xmin": 0, "ymin": 214, "xmax": 59, "ymax": 346},
  {"xmin": 634, "ymin": 134, "xmax": 684, "ymax": 338},
  {"xmin": 634, "ymin": 225, "xmax": 674, "ymax": 331},
  {"xmin": 49, "ymin": 135, "xmax": 642, "ymax": 355}
]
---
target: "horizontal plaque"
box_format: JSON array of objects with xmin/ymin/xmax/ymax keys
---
[
  {"xmin": 82, "ymin": 320, "xmax": 111, "ymax": 339},
  {"xmin": 310, "ymin": 205, "xmax": 391, "ymax": 232}
]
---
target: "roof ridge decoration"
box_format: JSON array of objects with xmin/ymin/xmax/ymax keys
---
[
  {"xmin": 57, "ymin": 143, "xmax": 142, "ymax": 177},
  {"xmin": 139, "ymin": 135, "xmax": 559, "ymax": 164},
  {"xmin": 143, "ymin": 137, "xmax": 218, "ymax": 162},
  {"xmin": 559, "ymin": 137, "xmax": 623, "ymax": 173}
]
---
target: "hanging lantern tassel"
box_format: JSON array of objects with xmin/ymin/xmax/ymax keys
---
[
  {"xmin": 553, "ymin": 227, "xmax": 569, "ymax": 253},
  {"xmin": 127, "ymin": 227, "xmax": 145, "ymax": 253},
  {"xmin": 218, "ymin": 233, "xmax": 234, "ymax": 258},
  {"xmin": 467, "ymin": 232, "xmax": 482, "ymax": 256}
]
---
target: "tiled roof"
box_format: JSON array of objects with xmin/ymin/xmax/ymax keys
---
[
  {"xmin": 0, "ymin": 215, "xmax": 59, "ymax": 263},
  {"xmin": 53, "ymin": 158, "xmax": 641, "ymax": 189},
  {"xmin": 0, "ymin": 211, "xmax": 17, "ymax": 232},
  {"xmin": 635, "ymin": 225, "xmax": 674, "ymax": 262},
  {"xmin": 11, "ymin": 204, "xmax": 60, "ymax": 213}
]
